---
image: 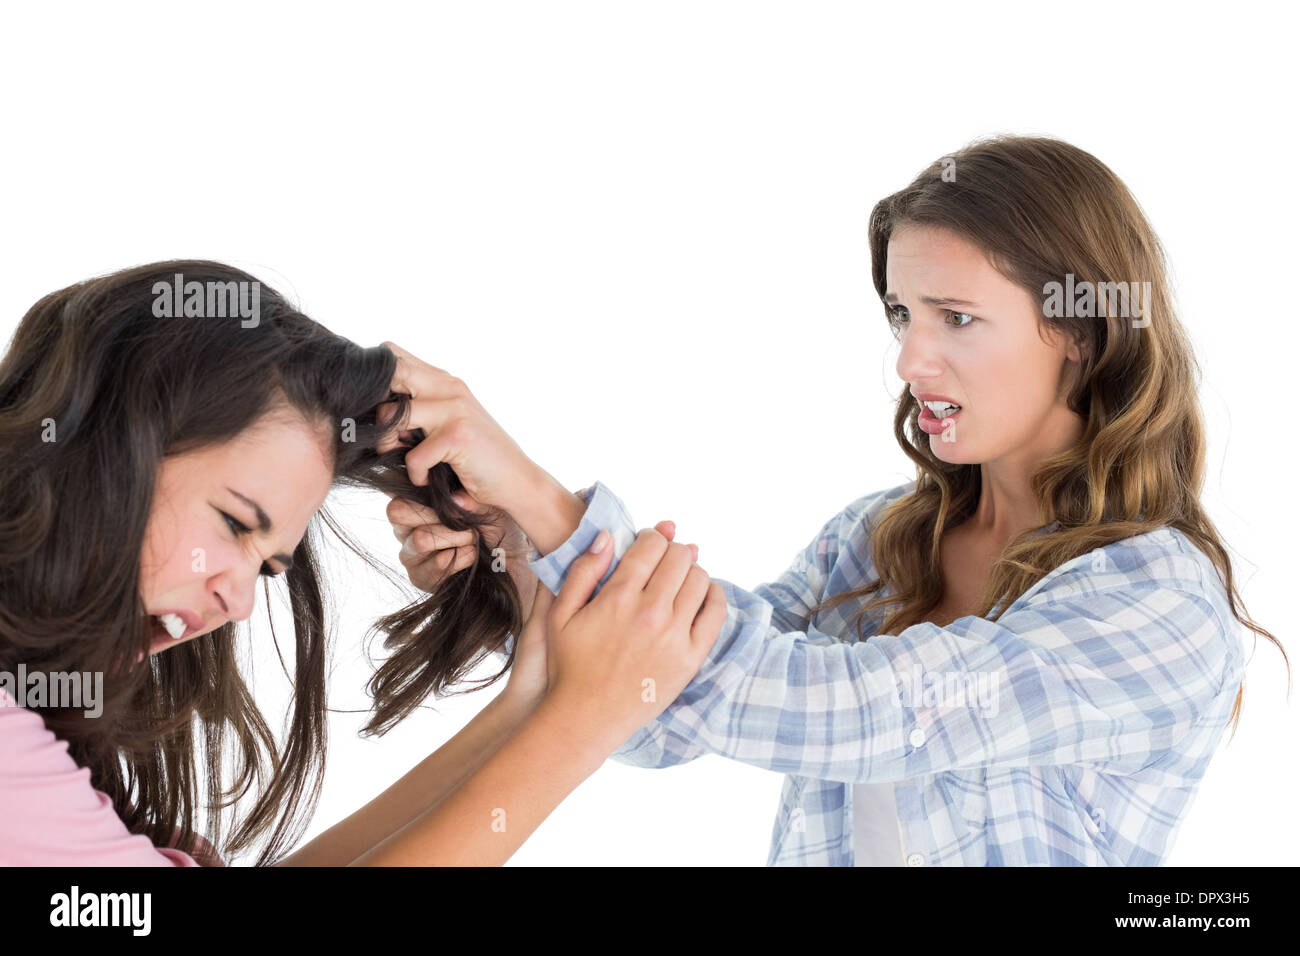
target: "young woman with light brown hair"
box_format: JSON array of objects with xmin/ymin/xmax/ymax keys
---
[{"xmin": 384, "ymin": 135, "xmax": 1286, "ymax": 865}]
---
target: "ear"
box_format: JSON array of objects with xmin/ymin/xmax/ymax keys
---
[{"xmin": 1066, "ymin": 329, "xmax": 1090, "ymax": 366}]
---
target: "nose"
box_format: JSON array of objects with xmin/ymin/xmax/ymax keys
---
[
  {"xmin": 894, "ymin": 314, "xmax": 948, "ymax": 384},
  {"xmin": 211, "ymin": 564, "xmax": 259, "ymax": 624}
]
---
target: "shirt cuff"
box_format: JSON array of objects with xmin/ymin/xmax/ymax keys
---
[{"xmin": 525, "ymin": 480, "xmax": 639, "ymax": 598}]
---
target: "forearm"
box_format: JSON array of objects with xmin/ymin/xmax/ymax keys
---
[
  {"xmin": 347, "ymin": 696, "xmax": 619, "ymax": 865},
  {"xmin": 275, "ymin": 691, "xmax": 537, "ymax": 866}
]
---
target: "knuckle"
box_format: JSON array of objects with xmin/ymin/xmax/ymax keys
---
[
  {"xmin": 637, "ymin": 600, "xmax": 671, "ymax": 633},
  {"xmin": 446, "ymin": 416, "xmax": 469, "ymax": 443},
  {"xmin": 634, "ymin": 527, "xmax": 666, "ymax": 548},
  {"xmin": 602, "ymin": 577, "xmax": 630, "ymax": 601}
]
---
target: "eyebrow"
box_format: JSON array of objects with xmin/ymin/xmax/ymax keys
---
[
  {"xmin": 883, "ymin": 292, "xmax": 981, "ymax": 308},
  {"xmin": 226, "ymin": 488, "xmax": 296, "ymax": 570}
]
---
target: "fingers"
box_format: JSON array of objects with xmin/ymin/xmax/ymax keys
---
[
  {"xmin": 672, "ymin": 563, "xmax": 712, "ymax": 629},
  {"xmin": 542, "ymin": 519, "xmax": 695, "ymax": 628},
  {"xmin": 549, "ymin": 530, "xmax": 617, "ymax": 630},
  {"xmin": 690, "ymin": 580, "xmax": 728, "ymax": 655},
  {"xmin": 374, "ymin": 395, "xmax": 421, "ymax": 456},
  {"xmin": 652, "ymin": 520, "xmax": 698, "ymax": 563},
  {"xmin": 386, "ymin": 496, "xmax": 444, "ymax": 537},
  {"xmin": 399, "ymin": 530, "xmax": 475, "ymax": 568},
  {"xmin": 399, "ymin": 543, "xmax": 474, "ymax": 587},
  {"xmin": 386, "ymin": 492, "xmax": 492, "ymax": 539},
  {"xmin": 643, "ymin": 540, "xmax": 696, "ymax": 609},
  {"xmin": 375, "ymin": 340, "xmax": 470, "ymax": 455},
  {"xmin": 375, "ymin": 396, "xmax": 461, "ymax": 467},
  {"xmin": 605, "ymin": 527, "xmax": 670, "ymax": 592},
  {"xmin": 450, "ymin": 490, "xmax": 482, "ymax": 513},
  {"xmin": 389, "ymin": 492, "xmax": 479, "ymax": 586},
  {"xmin": 380, "ymin": 341, "xmax": 463, "ymax": 400},
  {"xmin": 389, "ymin": 503, "xmax": 477, "ymax": 554}
]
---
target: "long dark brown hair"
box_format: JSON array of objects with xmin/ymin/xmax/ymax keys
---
[
  {"xmin": 810, "ymin": 135, "xmax": 1287, "ymax": 735},
  {"xmin": 0, "ymin": 260, "xmax": 523, "ymax": 865}
]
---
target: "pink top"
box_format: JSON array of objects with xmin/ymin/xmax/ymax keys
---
[{"xmin": 0, "ymin": 686, "xmax": 224, "ymax": 866}]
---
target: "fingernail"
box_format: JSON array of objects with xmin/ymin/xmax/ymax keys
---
[
  {"xmin": 689, "ymin": 544, "xmax": 698, "ymax": 561},
  {"xmin": 664, "ymin": 521, "xmax": 676, "ymax": 534},
  {"xmin": 588, "ymin": 529, "xmax": 610, "ymax": 554}
]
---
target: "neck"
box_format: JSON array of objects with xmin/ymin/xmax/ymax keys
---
[
  {"xmin": 968, "ymin": 469, "xmax": 1043, "ymax": 546},
  {"xmin": 967, "ymin": 406, "xmax": 1083, "ymax": 545}
]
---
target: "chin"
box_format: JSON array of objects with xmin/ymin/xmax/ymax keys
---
[{"xmin": 928, "ymin": 436, "xmax": 976, "ymax": 464}]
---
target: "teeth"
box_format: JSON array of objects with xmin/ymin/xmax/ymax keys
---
[
  {"xmin": 923, "ymin": 400, "xmax": 961, "ymax": 416},
  {"xmin": 156, "ymin": 613, "xmax": 187, "ymax": 639}
]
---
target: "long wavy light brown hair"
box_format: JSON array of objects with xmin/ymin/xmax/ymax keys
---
[
  {"xmin": 0, "ymin": 260, "xmax": 525, "ymax": 865},
  {"xmin": 809, "ymin": 135, "xmax": 1286, "ymax": 736}
]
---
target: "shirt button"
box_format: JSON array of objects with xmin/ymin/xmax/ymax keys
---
[
  {"xmin": 906, "ymin": 853, "xmax": 925, "ymax": 867},
  {"xmin": 908, "ymin": 728, "xmax": 926, "ymax": 747}
]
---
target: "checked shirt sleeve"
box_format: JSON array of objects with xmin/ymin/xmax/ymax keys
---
[{"xmin": 526, "ymin": 482, "xmax": 1242, "ymax": 783}]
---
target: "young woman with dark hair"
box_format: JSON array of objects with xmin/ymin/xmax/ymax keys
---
[{"xmin": 0, "ymin": 261, "xmax": 726, "ymax": 866}]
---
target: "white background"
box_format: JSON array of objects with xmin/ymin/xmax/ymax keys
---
[{"xmin": 1, "ymin": 1, "xmax": 1294, "ymax": 866}]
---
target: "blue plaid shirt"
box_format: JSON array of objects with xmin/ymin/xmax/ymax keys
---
[{"xmin": 524, "ymin": 480, "xmax": 1245, "ymax": 866}]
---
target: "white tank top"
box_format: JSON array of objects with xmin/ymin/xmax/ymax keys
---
[{"xmin": 853, "ymin": 781, "xmax": 905, "ymax": 866}]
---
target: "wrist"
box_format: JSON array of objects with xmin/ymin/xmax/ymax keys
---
[
  {"xmin": 539, "ymin": 685, "xmax": 635, "ymax": 757},
  {"xmin": 528, "ymin": 694, "xmax": 625, "ymax": 774},
  {"xmin": 507, "ymin": 467, "xmax": 587, "ymax": 558},
  {"xmin": 494, "ymin": 683, "xmax": 543, "ymax": 723}
]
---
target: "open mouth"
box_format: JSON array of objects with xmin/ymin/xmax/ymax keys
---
[
  {"xmin": 918, "ymin": 400, "xmax": 961, "ymax": 418},
  {"xmin": 146, "ymin": 613, "xmax": 193, "ymax": 653},
  {"xmin": 154, "ymin": 612, "xmax": 189, "ymax": 639},
  {"xmin": 918, "ymin": 401, "xmax": 962, "ymax": 434}
]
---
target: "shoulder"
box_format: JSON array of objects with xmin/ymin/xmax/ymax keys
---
[
  {"xmin": 1022, "ymin": 526, "xmax": 1233, "ymax": 614},
  {"xmin": 823, "ymin": 478, "xmax": 916, "ymax": 544},
  {"xmin": 809, "ymin": 478, "xmax": 916, "ymax": 573},
  {"xmin": 0, "ymin": 685, "xmax": 210, "ymax": 866},
  {"xmin": 0, "ymin": 683, "xmax": 71, "ymax": 762},
  {"xmin": 0, "ymin": 682, "xmax": 101, "ymax": 821},
  {"xmin": 1013, "ymin": 527, "xmax": 1244, "ymax": 692}
]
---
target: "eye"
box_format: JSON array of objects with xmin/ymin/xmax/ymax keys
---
[
  {"xmin": 222, "ymin": 511, "xmax": 251, "ymax": 536},
  {"xmin": 886, "ymin": 304, "xmax": 910, "ymax": 335},
  {"xmin": 221, "ymin": 511, "xmax": 282, "ymax": 578},
  {"xmin": 886, "ymin": 305, "xmax": 978, "ymax": 335}
]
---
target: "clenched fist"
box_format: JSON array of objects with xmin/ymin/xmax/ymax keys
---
[{"xmin": 386, "ymin": 490, "xmax": 539, "ymax": 619}]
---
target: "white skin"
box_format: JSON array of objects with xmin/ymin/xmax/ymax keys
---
[
  {"xmin": 139, "ymin": 410, "xmax": 334, "ymax": 653},
  {"xmin": 886, "ymin": 224, "xmax": 1086, "ymax": 546}
]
